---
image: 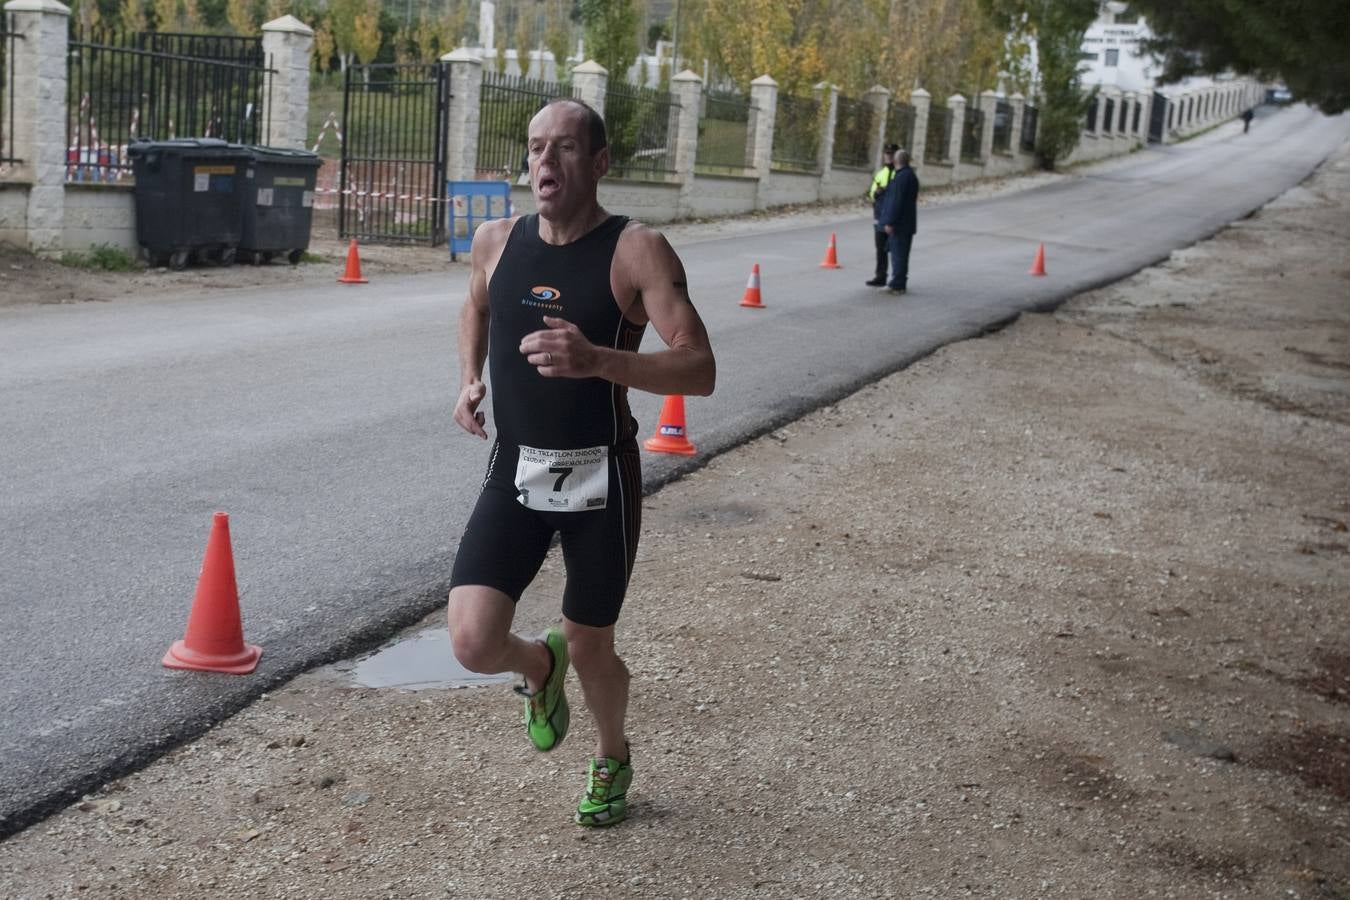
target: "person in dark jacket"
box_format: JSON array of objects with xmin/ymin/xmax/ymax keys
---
[
  {"xmin": 865, "ymin": 143, "xmax": 899, "ymax": 286},
  {"xmin": 878, "ymin": 149, "xmax": 919, "ymax": 294}
]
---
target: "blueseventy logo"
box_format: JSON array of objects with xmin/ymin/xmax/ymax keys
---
[{"xmin": 523, "ymin": 285, "xmax": 564, "ymax": 310}]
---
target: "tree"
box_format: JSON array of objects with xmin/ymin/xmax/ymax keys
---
[
  {"xmin": 152, "ymin": 0, "xmax": 179, "ymax": 31},
  {"xmin": 69, "ymin": 0, "xmax": 101, "ymax": 30},
  {"xmin": 328, "ymin": 0, "xmax": 362, "ymax": 73},
  {"xmin": 514, "ymin": 2, "xmax": 538, "ymax": 78},
  {"xmin": 494, "ymin": 23, "xmax": 509, "ymax": 73},
  {"xmin": 181, "ymin": 0, "xmax": 203, "ymax": 30},
  {"xmin": 226, "ymin": 0, "xmax": 258, "ymax": 36},
  {"xmin": 436, "ymin": 2, "xmax": 473, "ymax": 56},
  {"xmin": 578, "ymin": 0, "xmax": 638, "ymax": 81},
  {"xmin": 118, "ymin": 0, "xmax": 148, "ymax": 31},
  {"xmin": 312, "ymin": 21, "xmax": 335, "ymax": 73},
  {"xmin": 352, "ymin": 0, "xmax": 383, "ymax": 69},
  {"xmin": 677, "ymin": 0, "xmax": 824, "ymax": 94},
  {"xmin": 542, "ymin": 0, "xmax": 574, "ymax": 80},
  {"xmin": 981, "ymin": 0, "xmax": 1097, "ymax": 169},
  {"xmin": 1126, "ymin": 0, "xmax": 1350, "ymax": 114}
]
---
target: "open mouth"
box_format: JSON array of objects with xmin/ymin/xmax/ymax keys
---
[{"xmin": 537, "ymin": 175, "xmax": 561, "ymax": 196}]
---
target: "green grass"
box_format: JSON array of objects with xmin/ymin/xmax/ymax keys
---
[{"xmin": 60, "ymin": 244, "xmax": 138, "ymax": 272}]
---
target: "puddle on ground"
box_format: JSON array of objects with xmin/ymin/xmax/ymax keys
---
[{"xmin": 327, "ymin": 627, "xmax": 512, "ymax": 691}]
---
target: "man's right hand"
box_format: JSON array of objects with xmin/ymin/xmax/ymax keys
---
[{"xmin": 454, "ymin": 381, "xmax": 489, "ymax": 438}]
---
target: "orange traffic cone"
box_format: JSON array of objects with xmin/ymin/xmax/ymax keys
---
[
  {"xmin": 162, "ymin": 512, "xmax": 262, "ymax": 674},
  {"xmin": 819, "ymin": 232, "xmax": 841, "ymax": 268},
  {"xmin": 337, "ymin": 238, "xmax": 368, "ymax": 284},
  {"xmin": 1029, "ymin": 242, "xmax": 1047, "ymax": 277},
  {"xmin": 643, "ymin": 395, "xmax": 698, "ymax": 456},
  {"xmin": 740, "ymin": 263, "xmax": 765, "ymax": 308}
]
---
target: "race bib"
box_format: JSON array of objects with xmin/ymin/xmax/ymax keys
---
[{"xmin": 514, "ymin": 445, "xmax": 608, "ymax": 512}]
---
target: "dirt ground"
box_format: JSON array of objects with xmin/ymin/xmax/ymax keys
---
[{"xmin": 1, "ymin": 136, "xmax": 1347, "ymax": 898}]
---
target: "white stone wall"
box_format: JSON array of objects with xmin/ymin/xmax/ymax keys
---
[
  {"xmin": 820, "ymin": 166, "xmax": 869, "ymax": 202},
  {"xmin": 0, "ymin": 184, "xmax": 29, "ymax": 246},
  {"xmin": 921, "ymin": 161, "xmax": 955, "ymax": 188},
  {"xmin": 63, "ymin": 185, "xmax": 137, "ymax": 253},
  {"xmin": 760, "ymin": 171, "xmax": 818, "ymax": 207},
  {"xmin": 599, "ymin": 181, "xmax": 681, "ymax": 223},
  {"xmin": 687, "ymin": 174, "xmax": 758, "ymax": 218}
]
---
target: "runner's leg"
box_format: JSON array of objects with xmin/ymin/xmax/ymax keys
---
[
  {"xmin": 447, "ymin": 585, "xmax": 550, "ymax": 689},
  {"xmin": 564, "ymin": 619, "xmax": 629, "ymax": 761}
]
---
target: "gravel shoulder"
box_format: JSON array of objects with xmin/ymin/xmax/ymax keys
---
[{"xmin": 1, "ymin": 137, "xmax": 1347, "ymax": 898}]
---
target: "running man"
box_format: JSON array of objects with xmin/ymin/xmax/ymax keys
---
[{"xmin": 447, "ymin": 99, "xmax": 716, "ymax": 826}]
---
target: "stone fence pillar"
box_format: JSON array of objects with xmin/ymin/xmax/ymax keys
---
[
  {"xmin": 4, "ymin": 0, "xmax": 70, "ymax": 255},
  {"xmin": 571, "ymin": 60, "xmax": 608, "ymax": 119},
  {"xmin": 1010, "ymin": 93, "xmax": 1026, "ymax": 155},
  {"xmin": 748, "ymin": 74, "xmax": 778, "ymax": 195},
  {"xmin": 978, "ymin": 89, "xmax": 997, "ymax": 159},
  {"xmin": 863, "ymin": 85, "xmax": 889, "ymax": 169},
  {"xmin": 909, "ymin": 88, "xmax": 931, "ymax": 167},
  {"xmin": 814, "ymin": 82, "xmax": 837, "ymax": 179},
  {"xmin": 946, "ymin": 94, "xmax": 965, "ymax": 164},
  {"xmin": 260, "ymin": 16, "xmax": 313, "ymax": 150},
  {"xmin": 1102, "ymin": 86, "xmax": 1121, "ymax": 136},
  {"xmin": 443, "ymin": 49, "xmax": 484, "ymax": 181},
  {"xmin": 671, "ymin": 69, "xmax": 702, "ymax": 217}
]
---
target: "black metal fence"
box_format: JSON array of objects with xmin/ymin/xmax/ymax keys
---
[
  {"xmin": 887, "ymin": 100, "xmax": 915, "ymax": 154},
  {"xmin": 66, "ymin": 28, "xmax": 269, "ymax": 182},
  {"xmin": 0, "ymin": 12, "xmax": 17, "ymax": 166},
  {"xmin": 695, "ymin": 87, "xmax": 753, "ymax": 173},
  {"xmin": 1085, "ymin": 96, "xmax": 1098, "ymax": 132},
  {"xmin": 1102, "ymin": 97, "xmax": 1114, "ymax": 134},
  {"xmin": 960, "ymin": 105, "xmax": 983, "ymax": 162},
  {"xmin": 991, "ymin": 99, "xmax": 1012, "ymax": 153},
  {"xmin": 1119, "ymin": 98, "xmax": 1129, "ymax": 132},
  {"xmin": 339, "ymin": 62, "xmax": 449, "ymax": 244},
  {"xmin": 1150, "ymin": 93, "xmax": 1167, "ymax": 141},
  {"xmin": 925, "ymin": 105, "xmax": 951, "ymax": 164},
  {"xmin": 477, "ymin": 71, "xmax": 574, "ymax": 180},
  {"xmin": 772, "ymin": 93, "xmax": 819, "ymax": 172},
  {"xmin": 605, "ymin": 81, "xmax": 680, "ymax": 181},
  {"xmin": 831, "ymin": 94, "xmax": 872, "ymax": 170},
  {"xmin": 1020, "ymin": 104, "xmax": 1038, "ymax": 152}
]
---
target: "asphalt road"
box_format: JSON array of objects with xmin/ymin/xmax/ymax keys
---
[{"xmin": 1, "ymin": 103, "xmax": 1345, "ymax": 839}]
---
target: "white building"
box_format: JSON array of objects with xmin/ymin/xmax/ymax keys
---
[{"xmin": 1078, "ymin": 2, "xmax": 1231, "ymax": 99}]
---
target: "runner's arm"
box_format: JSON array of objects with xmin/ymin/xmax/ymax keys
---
[{"xmin": 453, "ymin": 220, "xmax": 509, "ymax": 438}]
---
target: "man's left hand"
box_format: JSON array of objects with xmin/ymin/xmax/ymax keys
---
[{"xmin": 520, "ymin": 315, "xmax": 597, "ymax": 378}]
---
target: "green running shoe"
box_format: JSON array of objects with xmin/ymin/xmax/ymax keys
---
[
  {"xmin": 575, "ymin": 749, "xmax": 633, "ymax": 827},
  {"xmin": 514, "ymin": 627, "xmax": 569, "ymax": 752}
]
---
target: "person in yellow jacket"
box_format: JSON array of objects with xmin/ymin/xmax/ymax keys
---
[{"xmin": 865, "ymin": 143, "xmax": 900, "ymax": 286}]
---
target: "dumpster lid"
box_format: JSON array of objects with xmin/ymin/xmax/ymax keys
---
[
  {"xmin": 247, "ymin": 145, "xmax": 323, "ymax": 166},
  {"xmin": 127, "ymin": 138, "xmax": 251, "ymax": 158}
]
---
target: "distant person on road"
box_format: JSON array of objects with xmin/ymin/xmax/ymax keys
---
[
  {"xmin": 1242, "ymin": 108, "xmax": 1254, "ymax": 133},
  {"xmin": 865, "ymin": 143, "xmax": 900, "ymax": 287},
  {"xmin": 879, "ymin": 149, "xmax": 920, "ymax": 295},
  {"xmin": 447, "ymin": 98, "xmax": 716, "ymax": 827}
]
